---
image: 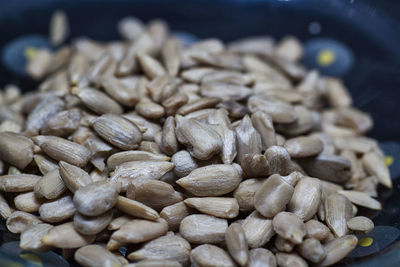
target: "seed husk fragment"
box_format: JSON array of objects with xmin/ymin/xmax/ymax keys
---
[
  {"xmin": 191, "ymin": 244, "xmax": 237, "ymax": 267},
  {"xmin": 180, "ymin": 214, "xmax": 228, "ymax": 244},
  {"xmin": 74, "ymin": 244, "xmax": 122, "ymax": 267}
]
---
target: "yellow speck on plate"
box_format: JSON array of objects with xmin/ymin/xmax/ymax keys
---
[
  {"xmin": 19, "ymin": 253, "xmax": 43, "ymax": 266},
  {"xmin": 317, "ymin": 49, "xmax": 336, "ymax": 66},
  {"xmin": 385, "ymin": 156, "xmax": 394, "ymax": 166},
  {"xmin": 24, "ymin": 46, "xmax": 37, "ymax": 60},
  {"xmin": 359, "ymin": 237, "xmax": 374, "ymax": 247}
]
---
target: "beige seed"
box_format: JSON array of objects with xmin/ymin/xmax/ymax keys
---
[
  {"xmin": 127, "ymin": 235, "xmax": 191, "ymax": 264},
  {"xmin": 226, "ymin": 223, "xmax": 249, "ymax": 266},
  {"xmin": 127, "ymin": 178, "xmax": 182, "ymax": 211},
  {"xmin": 175, "ymin": 116, "xmax": 222, "ymax": 160},
  {"xmin": 111, "ymin": 161, "xmax": 174, "ymax": 191},
  {"xmin": 234, "ymin": 178, "xmax": 265, "ymax": 212},
  {"xmin": 93, "ymin": 114, "xmax": 142, "ymax": 150},
  {"xmin": 34, "ymin": 169, "xmax": 66, "ymax": 199},
  {"xmin": 115, "ymin": 196, "xmax": 160, "ymax": 221},
  {"xmin": 201, "ymin": 82, "xmax": 252, "ymax": 101},
  {"xmin": 248, "ymin": 248, "xmax": 276, "ymax": 267},
  {"xmin": 6, "ymin": 211, "xmax": 42, "ymax": 234},
  {"xmin": 73, "ymin": 181, "xmax": 120, "ymax": 216},
  {"xmin": 162, "ymin": 39, "xmax": 181, "ymax": 77},
  {"xmin": 0, "ymin": 174, "xmax": 41, "ymax": 193},
  {"xmin": 235, "ymin": 115, "xmax": 262, "ymax": 164},
  {"xmin": 106, "ymin": 238, "xmax": 126, "ymax": 251},
  {"xmin": 124, "ymin": 112, "xmax": 162, "ymax": 141},
  {"xmin": 41, "ymin": 222, "xmax": 95, "ymax": 249},
  {"xmin": 14, "ymin": 191, "xmax": 43, "ymax": 212},
  {"xmin": 137, "ymin": 52, "xmax": 166, "ymax": 79},
  {"xmin": 147, "ymin": 74, "xmax": 170, "ymax": 102},
  {"xmin": 288, "ymin": 177, "xmax": 322, "ymax": 221},
  {"xmin": 127, "ymin": 260, "xmax": 182, "ymax": 267},
  {"xmin": 254, "ymin": 174, "xmax": 294, "ymax": 218},
  {"xmin": 318, "ymin": 235, "xmax": 358, "ymax": 266},
  {"xmin": 276, "ymin": 252, "xmax": 308, "ymax": 267},
  {"xmin": 160, "ymin": 201, "xmax": 192, "ymax": 231},
  {"xmin": 162, "ymin": 93, "xmax": 189, "ymax": 116},
  {"xmin": 362, "ymin": 151, "xmax": 392, "ymax": 188},
  {"xmin": 161, "ymin": 116, "xmax": 178, "ymax": 156},
  {"xmin": 335, "ymin": 107, "xmax": 373, "ymax": 135},
  {"xmin": 108, "ymin": 215, "xmax": 133, "ymax": 231},
  {"xmin": 284, "ymin": 135, "xmax": 323, "ymax": 158},
  {"xmin": 68, "ymin": 53, "xmax": 90, "ymax": 85},
  {"xmin": 59, "ymin": 161, "xmax": 92, "ymax": 192},
  {"xmin": 275, "ymin": 36, "xmax": 303, "ymax": 62},
  {"xmin": 111, "ymin": 218, "xmax": 168, "ymax": 244},
  {"xmin": 20, "ymin": 223, "xmax": 53, "ymax": 252},
  {"xmin": 171, "ymin": 150, "xmax": 198, "ymax": 178},
  {"xmin": 107, "ymin": 151, "xmax": 170, "ymax": 170},
  {"xmin": 333, "ymin": 136, "xmax": 377, "ymax": 154},
  {"xmin": 184, "ymin": 197, "xmax": 239, "ymax": 219},
  {"xmin": 136, "ymin": 99, "xmax": 165, "ymax": 119},
  {"xmin": 325, "ymin": 193, "xmax": 353, "ymax": 237},
  {"xmin": 72, "ymin": 87, "xmax": 123, "ymax": 115},
  {"xmin": 0, "ymin": 132, "xmax": 34, "ymax": 170},
  {"xmin": 338, "ymin": 190, "xmax": 382, "ymax": 210},
  {"xmin": 201, "ymin": 70, "xmax": 252, "ymax": 86},
  {"xmin": 191, "ymin": 244, "xmax": 237, "ymax": 267},
  {"xmin": 39, "ymin": 195, "xmax": 76, "ymax": 223},
  {"xmin": 73, "ymin": 210, "xmax": 113, "ymax": 235},
  {"xmin": 272, "ymin": 212, "xmax": 306, "ymax": 244},
  {"xmin": 298, "ymin": 154, "xmax": 351, "ymax": 184},
  {"xmin": 139, "ymin": 141, "xmax": 162, "ymax": 154},
  {"xmin": 26, "ymin": 49, "xmax": 53, "ymax": 80},
  {"xmin": 248, "ymin": 95, "xmax": 297, "ymax": 124},
  {"xmin": 176, "ymin": 97, "xmax": 221, "ymax": 115},
  {"xmin": 41, "ymin": 108, "xmax": 81, "ymax": 137},
  {"xmin": 264, "ymin": 146, "xmax": 291, "ymax": 176},
  {"xmin": 242, "ymin": 211, "xmax": 274, "ymax": 248},
  {"xmin": 347, "ymin": 216, "xmax": 374, "ymax": 234},
  {"xmin": 275, "ymin": 236, "xmax": 295, "ymax": 252},
  {"xmin": 49, "ymin": 10, "xmax": 69, "ymax": 46},
  {"xmin": 305, "ymin": 220, "xmax": 330, "ymax": 241},
  {"xmin": 74, "ymin": 244, "xmax": 122, "ymax": 267},
  {"xmin": 340, "ymin": 150, "xmax": 366, "ymax": 186},
  {"xmin": 33, "ymin": 135, "xmax": 91, "ymax": 167},
  {"xmin": 251, "ymin": 111, "xmax": 277, "ymax": 150},
  {"xmin": 325, "ymin": 78, "xmax": 352, "ymax": 108},
  {"xmin": 0, "ymin": 192, "xmax": 12, "ymax": 219},
  {"xmin": 101, "ymin": 75, "xmax": 139, "ymax": 106},
  {"xmin": 298, "ymin": 238, "xmax": 326, "ymax": 263},
  {"xmin": 180, "ymin": 214, "xmax": 228, "ymax": 244},
  {"xmin": 241, "ymin": 153, "xmax": 270, "ymax": 178},
  {"xmin": 176, "ymin": 164, "xmax": 241, "ymax": 196}
]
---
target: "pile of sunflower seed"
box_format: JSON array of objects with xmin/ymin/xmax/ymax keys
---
[{"xmin": 0, "ymin": 10, "xmax": 392, "ymax": 267}]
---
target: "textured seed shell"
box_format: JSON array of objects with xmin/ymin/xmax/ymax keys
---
[
  {"xmin": 288, "ymin": 177, "xmax": 322, "ymax": 220},
  {"xmin": 74, "ymin": 244, "xmax": 122, "ymax": 267},
  {"xmin": 176, "ymin": 164, "xmax": 241, "ymax": 196},
  {"xmin": 127, "ymin": 235, "xmax": 191, "ymax": 264},
  {"xmin": 0, "ymin": 132, "xmax": 34, "ymax": 170},
  {"xmin": 254, "ymin": 174, "xmax": 294, "ymax": 218},
  {"xmin": 318, "ymin": 235, "xmax": 358, "ymax": 266},
  {"xmin": 20, "ymin": 223, "xmax": 53, "ymax": 252},
  {"xmin": 111, "ymin": 218, "xmax": 168, "ymax": 243},
  {"xmin": 242, "ymin": 211, "xmax": 275, "ymax": 248},
  {"xmin": 73, "ymin": 181, "xmax": 120, "ymax": 216},
  {"xmin": 39, "ymin": 195, "xmax": 76, "ymax": 223},
  {"xmin": 184, "ymin": 197, "xmax": 239, "ymax": 219},
  {"xmin": 93, "ymin": 114, "xmax": 142, "ymax": 150},
  {"xmin": 191, "ymin": 244, "xmax": 237, "ymax": 267},
  {"xmin": 0, "ymin": 174, "xmax": 41, "ymax": 192},
  {"xmin": 180, "ymin": 214, "xmax": 228, "ymax": 244},
  {"xmin": 115, "ymin": 196, "xmax": 160, "ymax": 221},
  {"xmin": 41, "ymin": 222, "xmax": 95, "ymax": 249},
  {"xmin": 33, "ymin": 135, "xmax": 91, "ymax": 167},
  {"xmin": 226, "ymin": 223, "xmax": 249, "ymax": 266}
]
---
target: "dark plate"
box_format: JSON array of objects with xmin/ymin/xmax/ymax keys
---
[{"xmin": 0, "ymin": 0, "xmax": 399, "ymax": 266}]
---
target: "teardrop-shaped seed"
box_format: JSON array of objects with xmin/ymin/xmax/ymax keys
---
[
  {"xmin": 234, "ymin": 178, "xmax": 265, "ymax": 212},
  {"xmin": 41, "ymin": 222, "xmax": 96, "ymax": 249},
  {"xmin": 297, "ymin": 238, "xmax": 326, "ymax": 263},
  {"xmin": 191, "ymin": 244, "xmax": 237, "ymax": 267},
  {"xmin": 6, "ymin": 211, "xmax": 42, "ymax": 234},
  {"xmin": 59, "ymin": 161, "xmax": 92, "ymax": 192},
  {"xmin": 0, "ymin": 132, "xmax": 34, "ymax": 170},
  {"xmin": 73, "ymin": 181, "xmax": 120, "ymax": 216},
  {"xmin": 20, "ymin": 223, "xmax": 53, "ymax": 252},
  {"xmin": 318, "ymin": 235, "xmax": 358, "ymax": 267},
  {"xmin": 305, "ymin": 220, "xmax": 330, "ymax": 241},
  {"xmin": 39, "ymin": 195, "xmax": 76, "ymax": 223},
  {"xmin": 72, "ymin": 87, "xmax": 123, "ymax": 115},
  {"xmin": 161, "ymin": 116, "xmax": 178, "ymax": 156},
  {"xmin": 180, "ymin": 214, "xmax": 228, "ymax": 244},
  {"xmin": 362, "ymin": 152, "xmax": 392, "ymax": 188},
  {"xmin": 242, "ymin": 211, "xmax": 274, "ymax": 248},
  {"xmin": 338, "ymin": 190, "xmax": 382, "ymax": 210},
  {"xmin": 73, "ymin": 209, "xmax": 113, "ymax": 235},
  {"xmin": 115, "ymin": 196, "xmax": 160, "ymax": 221},
  {"xmin": 107, "ymin": 151, "xmax": 170, "ymax": 170},
  {"xmin": 248, "ymin": 248, "xmax": 276, "ymax": 267},
  {"xmin": 93, "ymin": 114, "xmax": 142, "ymax": 150},
  {"xmin": 111, "ymin": 218, "xmax": 168, "ymax": 244},
  {"xmin": 127, "ymin": 235, "xmax": 191, "ymax": 264},
  {"xmin": 325, "ymin": 193, "xmax": 353, "ymax": 237},
  {"xmin": 235, "ymin": 115, "xmax": 262, "ymax": 164},
  {"xmin": 184, "ymin": 197, "xmax": 239, "ymax": 219},
  {"xmin": 34, "ymin": 169, "xmax": 66, "ymax": 199},
  {"xmin": 41, "ymin": 108, "xmax": 81, "ymax": 137},
  {"xmin": 74, "ymin": 244, "xmax": 122, "ymax": 267},
  {"xmin": 226, "ymin": 223, "xmax": 249, "ymax": 266},
  {"xmin": 14, "ymin": 191, "xmax": 43, "ymax": 212},
  {"xmin": 275, "ymin": 252, "xmax": 307, "ymax": 267},
  {"xmin": 160, "ymin": 201, "xmax": 192, "ymax": 231},
  {"xmin": 176, "ymin": 164, "xmax": 241, "ymax": 196},
  {"xmin": 346, "ymin": 216, "xmax": 374, "ymax": 234},
  {"xmin": 171, "ymin": 150, "xmax": 198, "ymax": 178},
  {"xmin": 162, "ymin": 39, "xmax": 181, "ymax": 77},
  {"xmin": 34, "ymin": 154, "xmax": 59, "ymax": 175},
  {"xmin": 0, "ymin": 174, "xmax": 41, "ymax": 193},
  {"xmin": 284, "ymin": 135, "xmax": 323, "ymax": 158},
  {"xmin": 272, "ymin": 212, "xmax": 306, "ymax": 244},
  {"xmin": 248, "ymin": 95, "xmax": 297, "ymax": 124}
]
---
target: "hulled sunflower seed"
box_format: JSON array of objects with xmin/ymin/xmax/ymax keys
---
[
  {"xmin": 93, "ymin": 114, "xmax": 142, "ymax": 150},
  {"xmin": 6, "ymin": 211, "xmax": 42, "ymax": 234},
  {"xmin": 107, "ymin": 150, "xmax": 170, "ymax": 170},
  {"xmin": 0, "ymin": 192, "xmax": 12, "ymax": 219},
  {"xmin": 171, "ymin": 150, "xmax": 198, "ymax": 178},
  {"xmin": 297, "ymin": 238, "xmax": 326, "ymax": 263},
  {"xmin": 325, "ymin": 193, "xmax": 353, "ymax": 237},
  {"xmin": 26, "ymin": 49, "xmax": 53, "ymax": 80},
  {"xmin": 225, "ymin": 223, "xmax": 249, "ymax": 266},
  {"xmin": 161, "ymin": 116, "xmax": 178, "ymax": 155},
  {"xmin": 241, "ymin": 153, "xmax": 270, "ymax": 178},
  {"xmin": 284, "ymin": 135, "xmax": 323, "ymax": 158},
  {"xmin": 191, "ymin": 245, "xmax": 237, "ymax": 267},
  {"xmin": 180, "ymin": 214, "xmax": 228, "ymax": 244},
  {"xmin": 325, "ymin": 78, "xmax": 352, "ymax": 108},
  {"xmin": 305, "ymin": 220, "xmax": 330, "ymax": 241},
  {"xmin": 176, "ymin": 97, "xmax": 221, "ymax": 115},
  {"xmin": 41, "ymin": 108, "xmax": 81, "ymax": 136},
  {"xmin": 362, "ymin": 151, "xmax": 392, "ymax": 188},
  {"xmin": 0, "ymin": 132, "xmax": 34, "ymax": 170},
  {"xmin": 0, "ymin": 174, "xmax": 41, "ymax": 192},
  {"xmin": 160, "ymin": 201, "xmax": 192, "ymax": 231},
  {"xmin": 41, "ymin": 222, "xmax": 95, "ymax": 248},
  {"xmin": 14, "ymin": 191, "xmax": 43, "ymax": 212},
  {"xmin": 137, "ymin": 52, "xmax": 166, "ymax": 79},
  {"xmin": 34, "ymin": 169, "xmax": 66, "ymax": 199},
  {"xmin": 251, "ymin": 111, "xmax": 277, "ymax": 150},
  {"xmin": 72, "ymin": 87, "xmax": 123, "ymax": 115},
  {"xmin": 111, "ymin": 218, "xmax": 168, "ymax": 244},
  {"xmin": 264, "ymin": 146, "xmax": 291, "ymax": 176},
  {"xmin": 346, "ymin": 216, "xmax": 374, "ymax": 234},
  {"xmin": 101, "ymin": 75, "xmax": 139, "ymax": 106},
  {"xmin": 184, "ymin": 197, "xmax": 239, "ymax": 219},
  {"xmin": 162, "ymin": 39, "xmax": 181, "ymax": 77},
  {"xmin": 242, "ymin": 211, "xmax": 274, "ymax": 248},
  {"xmin": 275, "ymin": 252, "xmax": 308, "ymax": 267},
  {"xmin": 248, "ymin": 95, "xmax": 297, "ymax": 124},
  {"xmin": 59, "ymin": 161, "xmax": 92, "ymax": 192},
  {"xmin": 20, "ymin": 223, "xmax": 53, "ymax": 252},
  {"xmin": 39, "ymin": 195, "xmax": 76, "ymax": 223},
  {"xmin": 74, "ymin": 244, "xmax": 122, "ymax": 267},
  {"xmin": 73, "ymin": 209, "xmax": 113, "ymax": 235},
  {"xmin": 68, "ymin": 53, "xmax": 90, "ymax": 85},
  {"xmin": 248, "ymin": 248, "xmax": 276, "ymax": 267},
  {"xmin": 49, "ymin": 10, "xmax": 69, "ymax": 46},
  {"xmin": 115, "ymin": 196, "xmax": 160, "ymax": 221},
  {"xmin": 338, "ymin": 190, "xmax": 382, "ymax": 210},
  {"xmin": 272, "ymin": 212, "xmax": 305, "ymax": 244},
  {"xmin": 201, "ymin": 82, "xmax": 252, "ymax": 101},
  {"xmin": 176, "ymin": 164, "xmax": 241, "ymax": 196},
  {"xmin": 234, "ymin": 178, "xmax": 265, "ymax": 212},
  {"xmin": 275, "ymin": 236, "xmax": 295, "ymax": 252},
  {"xmin": 235, "ymin": 115, "xmax": 262, "ymax": 164},
  {"xmin": 108, "ymin": 215, "xmax": 133, "ymax": 231},
  {"xmin": 318, "ymin": 235, "xmax": 357, "ymax": 267},
  {"xmin": 127, "ymin": 235, "xmax": 191, "ymax": 264}
]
